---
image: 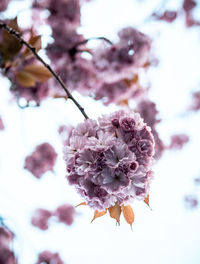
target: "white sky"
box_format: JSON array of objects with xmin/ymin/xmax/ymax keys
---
[{"xmin": 1, "ymin": 0, "xmax": 200, "ymax": 263}]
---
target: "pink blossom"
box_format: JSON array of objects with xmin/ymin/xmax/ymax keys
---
[
  {"xmin": 36, "ymin": 250, "xmax": 64, "ymax": 264},
  {"xmin": 0, "ymin": 249, "xmax": 17, "ymax": 264},
  {"xmin": 189, "ymin": 91, "xmax": 200, "ymax": 111},
  {"xmin": 50, "ymin": 54, "xmax": 100, "ymax": 97},
  {"xmin": 185, "ymin": 195, "xmax": 198, "ymax": 208},
  {"xmin": 182, "ymin": 0, "xmax": 200, "ymax": 27},
  {"xmin": 33, "ymin": 0, "xmax": 81, "ymax": 27},
  {"xmin": 152, "ymin": 130, "xmax": 165, "ymax": 160},
  {"xmin": 194, "ymin": 177, "xmax": 200, "ymax": 184},
  {"xmin": 24, "ymin": 143, "xmax": 57, "ymax": 178},
  {"xmin": 136, "ymin": 100, "xmax": 165, "ymax": 160},
  {"xmin": 64, "ymin": 110, "xmax": 155, "ymax": 211},
  {"xmin": 47, "ymin": 25, "xmax": 84, "ymax": 61},
  {"xmin": 58, "ymin": 125, "xmax": 74, "ymax": 145},
  {"xmin": 54, "ymin": 204, "xmax": 75, "ymax": 226},
  {"xmin": 152, "ymin": 11, "xmax": 177, "ymax": 23},
  {"xmin": 168, "ymin": 134, "xmax": 189, "ymax": 150},
  {"xmin": 94, "ymin": 78, "xmax": 140, "ymax": 105},
  {"xmin": 136, "ymin": 100, "xmax": 160, "ymax": 128},
  {"xmin": 64, "ymin": 56, "xmax": 100, "ymax": 93},
  {"xmin": 0, "ymin": 226, "xmax": 17, "ymax": 264},
  {"xmin": 183, "ymin": 0, "xmax": 197, "ymax": 12},
  {"xmin": 185, "ymin": 13, "xmax": 200, "ymax": 27},
  {"xmin": 0, "ymin": 0, "xmax": 10, "ymax": 12},
  {"xmin": 0, "ymin": 227, "xmax": 14, "ymax": 248},
  {"xmin": 31, "ymin": 209, "xmax": 52, "ymax": 230},
  {"xmin": 11, "ymin": 82, "xmax": 50, "ymax": 105},
  {"xmin": 0, "ymin": 116, "xmax": 4, "ymax": 130},
  {"xmin": 93, "ymin": 27, "xmax": 151, "ymax": 81}
]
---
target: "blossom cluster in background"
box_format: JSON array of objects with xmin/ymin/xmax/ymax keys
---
[
  {"xmin": 0, "ymin": 223, "xmax": 17, "ymax": 264},
  {"xmin": 31, "ymin": 204, "xmax": 75, "ymax": 230},
  {"xmin": 152, "ymin": 0, "xmax": 200, "ymax": 27},
  {"xmin": 24, "ymin": 143, "xmax": 57, "ymax": 178}
]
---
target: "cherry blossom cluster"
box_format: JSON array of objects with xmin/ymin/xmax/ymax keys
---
[
  {"xmin": 45, "ymin": 24, "xmax": 152, "ymax": 104},
  {"xmin": 24, "ymin": 143, "xmax": 57, "ymax": 178},
  {"xmin": 64, "ymin": 110, "xmax": 155, "ymax": 210},
  {"xmin": 0, "ymin": 1, "xmax": 153, "ymax": 107},
  {"xmin": 0, "ymin": 224, "xmax": 17, "ymax": 264},
  {"xmin": 92, "ymin": 27, "xmax": 151, "ymax": 105},
  {"xmin": 32, "ymin": 0, "xmax": 152, "ymax": 105},
  {"xmin": 152, "ymin": 0, "xmax": 200, "ymax": 27},
  {"xmin": 31, "ymin": 204, "xmax": 75, "ymax": 230},
  {"xmin": 33, "ymin": 0, "xmax": 81, "ymax": 27}
]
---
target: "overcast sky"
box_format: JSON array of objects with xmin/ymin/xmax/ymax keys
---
[{"xmin": 1, "ymin": 0, "xmax": 200, "ymax": 263}]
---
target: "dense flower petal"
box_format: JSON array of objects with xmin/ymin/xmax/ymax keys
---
[{"xmin": 63, "ymin": 110, "xmax": 155, "ymax": 210}]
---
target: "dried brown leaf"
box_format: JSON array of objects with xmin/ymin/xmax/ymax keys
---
[
  {"xmin": 121, "ymin": 204, "xmax": 135, "ymax": 227},
  {"xmin": 91, "ymin": 209, "xmax": 107, "ymax": 223},
  {"xmin": 16, "ymin": 71, "xmax": 36, "ymax": 87},
  {"xmin": 119, "ymin": 99, "xmax": 129, "ymax": 106},
  {"xmin": 75, "ymin": 202, "xmax": 87, "ymax": 208},
  {"xmin": 108, "ymin": 203, "xmax": 121, "ymax": 224},
  {"xmin": 24, "ymin": 34, "xmax": 42, "ymax": 56},
  {"xmin": 144, "ymin": 194, "xmax": 152, "ymax": 210},
  {"xmin": 53, "ymin": 94, "xmax": 68, "ymax": 100},
  {"xmin": 144, "ymin": 195, "xmax": 149, "ymax": 206},
  {"xmin": 23, "ymin": 65, "xmax": 52, "ymax": 82},
  {"xmin": 2, "ymin": 18, "xmax": 22, "ymax": 61},
  {"xmin": 123, "ymin": 74, "xmax": 139, "ymax": 87}
]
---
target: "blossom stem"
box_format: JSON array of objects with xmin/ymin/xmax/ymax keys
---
[{"xmin": 0, "ymin": 21, "xmax": 89, "ymax": 120}]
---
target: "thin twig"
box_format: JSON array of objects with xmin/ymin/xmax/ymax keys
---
[
  {"xmin": 0, "ymin": 21, "xmax": 89, "ymax": 119},
  {"xmin": 72, "ymin": 36, "xmax": 113, "ymax": 49},
  {"xmin": 47, "ymin": 36, "xmax": 112, "ymax": 57}
]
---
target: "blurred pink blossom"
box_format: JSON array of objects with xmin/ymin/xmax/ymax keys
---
[
  {"xmin": 24, "ymin": 143, "xmax": 57, "ymax": 178},
  {"xmin": 31, "ymin": 209, "xmax": 52, "ymax": 230}
]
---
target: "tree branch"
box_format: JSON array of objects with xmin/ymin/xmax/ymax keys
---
[
  {"xmin": 71, "ymin": 36, "xmax": 113, "ymax": 50},
  {"xmin": 0, "ymin": 21, "xmax": 89, "ymax": 120}
]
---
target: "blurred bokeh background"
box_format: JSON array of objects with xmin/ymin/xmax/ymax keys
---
[{"xmin": 0, "ymin": 0, "xmax": 200, "ymax": 263}]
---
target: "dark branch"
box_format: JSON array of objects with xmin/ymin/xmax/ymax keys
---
[{"xmin": 0, "ymin": 21, "xmax": 89, "ymax": 120}]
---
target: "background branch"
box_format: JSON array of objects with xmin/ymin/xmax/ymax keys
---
[{"xmin": 0, "ymin": 21, "xmax": 89, "ymax": 120}]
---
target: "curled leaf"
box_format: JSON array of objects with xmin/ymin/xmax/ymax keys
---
[
  {"xmin": 108, "ymin": 203, "xmax": 121, "ymax": 225},
  {"xmin": 121, "ymin": 204, "xmax": 135, "ymax": 227},
  {"xmin": 91, "ymin": 209, "xmax": 107, "ymax": 223}
]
